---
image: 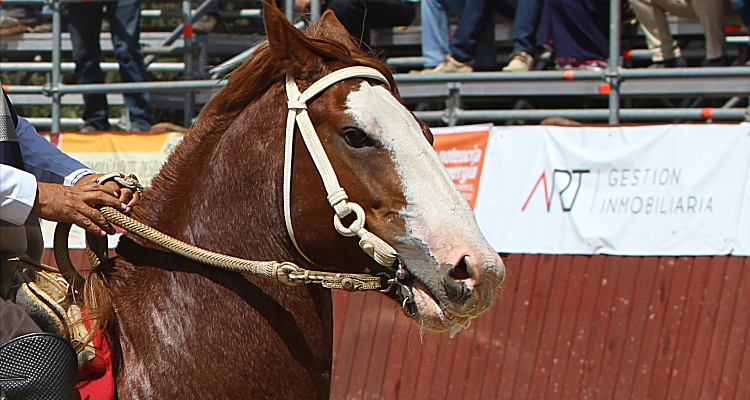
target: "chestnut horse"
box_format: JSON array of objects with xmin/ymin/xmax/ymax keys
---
[{"xmin": 86, "ymin": 2, "xmax": 505, "ymax": 398}]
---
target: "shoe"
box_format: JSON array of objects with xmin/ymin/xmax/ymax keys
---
[
  {"xmin": 420, "ymin": 55, "xmax": 473, "ymax": 74},
  {"xmin": 128, "ymin": 120, "xmax": 152, "ymax": 132},
  {"xmin": 648, "ymin": 57, "xmax": 686, "ymax": 68},
  {"xmin": 704, "ymin": 55, "xmax": 729, "ymax": 67},
  {"xmin": 80, "ymin": 122, "xmax": 110, "ymax": 133},
  {"xmin": 0, "ymin": 16, "xmax": 30, "ymax": 36},
  {"xmin": 32, "ymin": 22, "xmax": 51, "ymax": 33},
  {"xmin": 193, "ymin": 14, "xmax": 219, "ymax": 34},
  {"xmin": 580, "ymin": 60, "xmax": 607, "ymax": 71},
  {"xmin": 556, "ymin": 58, "xmax": 607, "ymax": 71},
  {"xmin": 502, "ymin": 52, "xmax": 534, "ymax": 72},
  {"xmin": 0, "ymin": 15, "xmax": 21, "ymax": 29}
]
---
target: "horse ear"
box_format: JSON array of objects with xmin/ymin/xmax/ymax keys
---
[
  {"xmin": 312, "ymin": 9, "xmax": 360, "ymax": 51},
  {"xmin": 262, "ymin": 0, "xmax": 318, "ymax": 78}
]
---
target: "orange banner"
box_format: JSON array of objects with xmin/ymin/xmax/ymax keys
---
[{"xmin": 432, "ymin": 126, "xmax": 490, "ymax": 209}]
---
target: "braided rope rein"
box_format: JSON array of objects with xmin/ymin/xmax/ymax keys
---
[{"xmin": 98, "ymin": 206, "xmax": 385, "ymax": 292}]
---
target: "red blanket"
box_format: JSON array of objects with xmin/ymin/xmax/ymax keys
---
[{"xmin": 74, "ymin": 320, "xmax": 114, "ymax": 400}]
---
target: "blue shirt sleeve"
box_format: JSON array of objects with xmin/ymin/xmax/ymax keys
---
[{"xmin": 15, "ymin": 117, "xmax": 94, "ymax": 185}]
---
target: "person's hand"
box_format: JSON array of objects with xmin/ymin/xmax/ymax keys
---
[
  {"xmin": 75, "ymin": 174, "xmax": 141, "ymax": 212},
  {"xmin": 31, "ymin": 181, "xmax": 128, "ymax": 237}
]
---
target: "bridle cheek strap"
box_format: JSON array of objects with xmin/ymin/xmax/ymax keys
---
[{"xmin": 283, "ymin": 66, "xmax": 398, "ymax": 267}]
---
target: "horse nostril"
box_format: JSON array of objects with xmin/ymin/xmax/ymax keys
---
[{"xmin": 448, "ymin": 256, "xmax": 472, "ymax": 280}]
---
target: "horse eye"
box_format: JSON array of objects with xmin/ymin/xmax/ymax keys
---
[{"xmin": 343, "ymin": 128, "xmax": 373, "ymax": 148}]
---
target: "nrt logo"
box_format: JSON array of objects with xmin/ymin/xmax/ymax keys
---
[{"xmin": 521, "ymin": 169, "xmax": 590, "ymax": 212}]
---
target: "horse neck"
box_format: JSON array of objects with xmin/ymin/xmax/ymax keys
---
[{"xmin": 133, "ymin": 86, "xmax": 296, "ymax": 263}]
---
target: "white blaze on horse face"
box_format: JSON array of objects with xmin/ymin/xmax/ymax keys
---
[{"xmin": 345, "ymin": 83, "xmax": 502, "ymax": 288}]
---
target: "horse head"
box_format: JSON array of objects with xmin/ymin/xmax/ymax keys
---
[{"xmin": 248, "ymin": 1, "xmax": 506, "ymax": 335}]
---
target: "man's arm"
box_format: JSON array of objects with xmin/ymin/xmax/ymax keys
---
[
  {"xmin": 14, "ymin": 116, "xmax": 139, "ymax": 207},
  {"xmin": 15, "ymin": 116, "xmax": 95, "ymax": 186},
  {"xmin": 0, "ymin": 164, "xmax": 37, "ymax": 226},
  {"xmin": 1, "ymin": 163, "xmax": 128, "ymax": 236}
]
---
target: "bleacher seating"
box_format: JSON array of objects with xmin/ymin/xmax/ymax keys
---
[{"xmin": 1, "ymin": 3, "xmax": 748, "ymax": 128}]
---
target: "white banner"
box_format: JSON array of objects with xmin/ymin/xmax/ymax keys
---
[
  {"xmin": 462, "ymin": 123, "xmax": 750, "ymax": 256},
  {"xmin": 45, "ymin": 125, "xmax": 750, "ymax": 256}
]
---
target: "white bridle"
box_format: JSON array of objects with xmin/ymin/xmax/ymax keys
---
[{"xmin": 283, "ymin": 66, "xmax": 398, "ymax": 268}]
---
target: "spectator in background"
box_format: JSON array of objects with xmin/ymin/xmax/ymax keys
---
[
  {"xmin": 537, "ymin": 0, "xmax": 609, "ymax": 70},
  {"xmin": 629, "ymin": 0, "xmax": 741, "ymax": 67},
  {"xmin": 296, "ymin": 0, "xmax": 416, "ymax": 47},
  {"xmin": 0, "ymin": 4, "xmax": 51, "ymax": 33},
  {"xmin": 419, "ymin": 0, "xmax": 543, "ymax": 73},
  {"xmin": 194, "ymin": 0, "xmax": 220, "ymax": 33},
  {"xmin": 66, "ymin": 0, "xmax": 152, "ymax": 132}
]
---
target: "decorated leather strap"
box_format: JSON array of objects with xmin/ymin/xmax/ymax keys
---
[{"xmin": 95, "ymin": 171, "xmax": 144, "ymax": 194}]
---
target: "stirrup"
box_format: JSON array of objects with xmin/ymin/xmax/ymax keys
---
[{"xmin": 0, "ymin": 333, "xmax": 77, "ymax": 400}]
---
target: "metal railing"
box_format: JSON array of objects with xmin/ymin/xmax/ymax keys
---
[
  {"xmin": 1, "ymin": 0, "xmax": 748, "ymax": 130},
  {"xmin": 0, "ymin": 0, "xmax": 322, "ymax": 131}
]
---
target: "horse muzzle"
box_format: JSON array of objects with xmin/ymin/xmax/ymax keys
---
[{"xmin": 400, "ymin": 251, "xmax": 505, "ymax": 336}]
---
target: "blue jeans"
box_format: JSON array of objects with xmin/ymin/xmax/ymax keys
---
[
  {"xmin": 326, "ymin": 0, "xmax": 415, "ymax": 45},
  {"xmin": 67, "ymin": 0, "xmax": 151, "ymax": 130},
  {"xmin": 731, "ymin": 0, "xmax": 750, "ymax": 26},
  {"xmin": 420, "ymin": 0, "xmax": 542, "ymax": 65}
]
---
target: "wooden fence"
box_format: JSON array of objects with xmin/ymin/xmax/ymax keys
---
[
  {"xmin": 44, "ymin": 251, "xmax": 750, "ymax": 399},
  {"xmin": 330, "ymin": 254, "xmax": 750, "ymax": 400}
]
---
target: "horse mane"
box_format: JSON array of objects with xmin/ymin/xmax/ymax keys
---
[{"xmin": 77, "ymin": 10, "xmax": 400, "ymax": 369}]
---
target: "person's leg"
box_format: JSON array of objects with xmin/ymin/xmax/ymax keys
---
[
  {"xmin": 508, "ymin": 0, "xmax": 542, "ymax": 55},
  {"xmin": 362, "ymin": 0, "xmax": 415, "ymax": 29},
  {"xmin": 449, "ymin": 0, "xmax": 492, "ymax": 63},
  {"xmin": 495, "ymin": 0, "xmax": 541, "ymax": 70},
  {"xmin": 731, "ymin": 0, "xmax": 750, "ymax": 26},
  {"xmin": 67, "ymin": 2, "xmax": 110, "ymax": 130},
  {"xmin": 545, "ymin": 0, "xmax": 608, "ymax": 64},
  {"xmin": 629, "ymin": 0, "xmax": 682, "ymax": 62},
  {"xmin": 109, "ymin": 0, "xmax": 152, "ymax": 130},
  {"xmin": 325, "ymin": 0, "xmax": 368, "ymax": 43},
  {"xmin": 193, "ymin": 0, "xmax": 220, "ymax": 33},
  {"xmin": 420, "ymin": 0, "xmax": 451, "ymax": 67},
  {"xmin": 691, "ymin": 0, "xmax": 726, "ymax": 62},
  {"xmin": 197, "ymin": 0, "xmax": 220, "ymax": 15},
  {"xmin": 0, "ymin": 298, "xmax": 41, "ymax": 344},
  {"xmin": 473, "ymin": 11, "xmax": 496, "ymax": 70}
]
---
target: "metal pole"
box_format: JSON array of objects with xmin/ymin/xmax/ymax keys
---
[
  {"xmin": 182, "ymin": 0, "xmax": 194, "ymax": 127},
  {"xmin": 285, "ymin": 0, "xmax": 294, "ymax": 22},
  {"xmin": 607, "ymin": 0, "xmax": 621, "ymax": 125},
  {"xmin": 310, "ymin": 0, "xmax": 321, "ymax": 21},
  {"xmin": 49, "ymin": 0, "xmax": 62, "ymax": 133},
  {"xmin": 143, "ymin": 0, "xmax": 216, "ymax": 67}
]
